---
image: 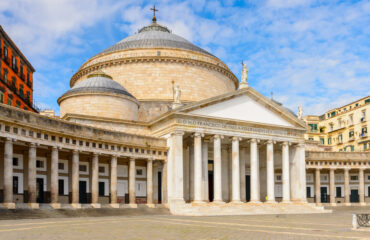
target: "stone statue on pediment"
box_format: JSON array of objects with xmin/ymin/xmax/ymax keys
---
[
  {"xmin": 240, "ymin": 61, "xmax": 249, "ymax": 89},
  {"xmin": 298, "ymin": 105, "xmax": 303, "ymax": 119}
]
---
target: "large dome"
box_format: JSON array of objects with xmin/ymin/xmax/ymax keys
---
[
  {"xmin": 69, "ymin": 19, "xmax": 238, "ymax": 122},
  {"xmin": 97, "ymin": 23, "xmax": 213, "ymax": 57}
]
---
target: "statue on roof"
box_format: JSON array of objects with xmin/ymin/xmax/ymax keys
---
[
  {"xmin": 240, "ymin": 61, "xmax": 249, "ymax": 89},
  {"xmin": 174, "ymin": 84, "xmax": 181, "ymax": 104},
  {"xmin": 298, "ymin": 105, "xmax": 303, "ymax": 119}
]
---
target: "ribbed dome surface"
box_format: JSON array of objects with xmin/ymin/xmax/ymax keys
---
[
  {"xmin": 97, "ymin": 23, "xmax": 213, "ymax": 57},
  {"xmin": 61, "ymin": 73, "xmax": 135, "ymax": 98}
]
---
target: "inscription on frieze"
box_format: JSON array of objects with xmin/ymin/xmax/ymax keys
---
[{"xmin": 177, "ymin": 119, "xmax": 300, "ymax": 136}]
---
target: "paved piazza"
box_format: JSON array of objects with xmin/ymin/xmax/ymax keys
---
[{"xmin": 0, "ymin": 210, "xmax": 369, "ymax": 239}]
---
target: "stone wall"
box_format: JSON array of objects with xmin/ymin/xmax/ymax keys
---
[
  {"xmin": 59, "ymin": 93, "xmax": 138, "ymax": 121},
  {"xmin": 71, "ymin": 48, "xmax": 237, "ymax": 104}
]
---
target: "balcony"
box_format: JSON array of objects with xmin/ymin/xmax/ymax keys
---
[
  {"xmin": 360, "ymin": 117, "xmax": 366, "ymax": 123},
  {"xmin": 349, "ymin": 135, "xmax": 355, "ymax": 141},
  {"xmin": 360, "ymin": 132, "xmax": 368, "ymax": 138},
  {"xmin": 327, "ymin": 126, "xmax": 346, "ymax": 133}
]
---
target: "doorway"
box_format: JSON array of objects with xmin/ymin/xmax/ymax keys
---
[
  {"xmin": 36, "ymin": 178, "xmax": 44, "ymax": 203},
  {"xmin": 246, "ymin": 175, "xmax": 250, "ymax": 201},
  {"xmin": 320, "ymin": 187, "xmax": 328, "ymax": 203},
  {"xmin": 79, "ymin": 181, "xmax": 88, "ymax": 204},
  {"xmin": 350, "ymin": 189, "xmax": 359, "ymax": 203},
  {"xmin": 208, "ymin": 171, "xmax": 214, "ymax": 202},
  {"xmin": 158, "ymin": 172, "xmax": 162, "ymax": 203}
]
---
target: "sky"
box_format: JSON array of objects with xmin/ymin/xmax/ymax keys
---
[{"xmin": 0, "ymin": 0, "xmax": 369, "ymax": 116}]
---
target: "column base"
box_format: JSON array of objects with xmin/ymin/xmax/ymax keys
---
[
  {"xmin": 359, "ymin": 202, "xmax": 366, "ymax": 206},
  {"xmin": 50, "ymin": 203, "xmax": 61, "ymax": 209},
  {"xmin": 27, "ymin": 203, "xmax": 39, "ymax": 209},
  {"xmin": 280, "ymin": 200, "xmax": 291, "ymax": 204},
  {"xmin": 90, "ymin": 203, "xmax": 101, "ymax": 208},
  {"xmin": 127, "ymin": 203, "xmax": 138, "ymax": 208},
  {"xmin": 191, "ymin": 200, "xmax": 206, "ymax": 205},
  {"xmin": 212, "ymin": 200, "xmax": 225, "ymax": 204},
  {"xmin": 248, "ymin": 200, "xmax": 262, "ymax": 205},
  {"xmin": 265, "ymin": 200, "xmax": 277, "ymax": 204},
  {"xmin": 330, "ymin": 202, "xmax": 337, "ymax": 206},
  {"xmin": 109, "ymin": 203, "xmax": 120, "ymax": 208},
  {"xmin": 230, "ymin": 200, "xmax": 243, "ymax": 204},
  {"xmin": 344, "ymin": 202, "xmax": 351, "ymax": 206},
  {"xmin": 2, "ymin": 203, "xmax": 16, "ymax": 209},
  {"xmin": 146, "ymin": 203, "xmax": 156, "ymax": 208},
  {"xmin": 71, "ymin": 203, "xmax": 82, "ymax": 209}
]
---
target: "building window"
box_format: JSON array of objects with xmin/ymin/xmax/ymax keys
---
[
  {"xmin": 13, "ymin": 157, "xmax": 19, "ymax": 166},
  {"xmin": 364, "ymin": 144, "xmax": 367, "ymax": 150},
  {"xmin": 13, "ymin": 176, "xmax": 19, "ymax": 194},
  {"xmin": 36, "ymin": 160, "xmax": 44, "ymax": 169},
  {"xmin": 306, "ymin": 187, "xmax": 311, "ymax": 198},
  {"xmin": 336, "ymin": 187, "xmax": 342, "ymax": 197},
  {"xmin": 349, "ymin": 130, "xmax": 354, "ymax": 138},
  {"xmin": 365, "ymin": 99, "xmax": 370, "ymax": 104},
  {"xmin": 320, "ymin": 138, "xmax": 325, "ymax": 145},
  {"xmin": 99, "ymin": 182, "xmax": 105, "ymax": 196},
  {"xmin": 328, "ymin": 137, "xmax": 332, "ymax": 144},
  {"xmin": 0, "ymin": 92, "xmax": 4, "ymax": 103},
  {"xmin": 58, "ymin": 162, "xmax": 64, "ymax": 170},
  {"xmin": 99, "ymin": 166, "xmax": 105, "ymax": 173},
  {"xmin": 338, "ymin": 134, "xmax": 343, "ymax": 143},
  {"xmin": 79, "ymin": 165, "xmax": 87, "ymax": 172},
  {"xmin": 350, "ymin": 145, "xmax": 354, "ymax": 152},
  {"xmin": 308, "ymin": 124, "xmax": 317, "ymax": 132},
  {"xmin": 4, "ymin": 46, "xmax": 8, "ymax": 59},
  {"xmin": 350, "ymin": 175, "xmax": 358, "ymax": 181},
  {"xmin": 58, "ymin": 179, "xmax": 64, "ymax": 195}
]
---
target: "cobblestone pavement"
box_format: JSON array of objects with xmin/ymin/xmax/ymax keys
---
[{"xmin": 0, "ymin": 209, "xmax": 369, "ymax": 239}]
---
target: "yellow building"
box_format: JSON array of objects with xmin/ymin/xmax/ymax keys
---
[{"xmin": 305, "ymin": 96, "xmax": 370, "ymax": 152}]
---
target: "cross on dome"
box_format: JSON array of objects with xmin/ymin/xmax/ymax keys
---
[{"xmin": 150, "ymin": 5, "xmax": 158, "ymax": 23}]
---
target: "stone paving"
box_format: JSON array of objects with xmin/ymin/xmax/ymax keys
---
[{"xmin": 0, "ymin": 208, "xmax": 369, "ymax": 239}]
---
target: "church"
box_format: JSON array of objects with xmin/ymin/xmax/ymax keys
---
[{"xmin": 2, "ymin": 13, "xmax": 367, "ymax": 215}]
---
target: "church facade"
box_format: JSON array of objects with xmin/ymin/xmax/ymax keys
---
[{"xmin": 0, "ymin": 18, "xmax": 368, "ymax": 215}]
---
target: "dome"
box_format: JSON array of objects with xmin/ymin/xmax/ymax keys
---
[
  {"xmin": 60, "ymin": 71, "xmax": 135, "ymax": 99},
  {"xmin": 58, "ymin": 71, "xmax": 139, "ymax": 121},
  {"xmin": 97, "ymin": 23, "xmax": 213, "ymax": 57}
]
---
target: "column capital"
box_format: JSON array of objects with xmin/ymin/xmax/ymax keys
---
[
  {"xmin": 232, "ymin": 136, "xmax": 242, "ymax": 141},
  {"xmin": 5, "ymin": 137, "xmax": 16, "ymax": 142},
  {"xmin": 171, "ymin": 130, "xmax": 184, "ymax": 136},
  {"xmin": 344, "ymin": 167, "xmax": 350, "ymax": 172},
  {"xmin": 193, "ymin": 132, "xmax": 204, "ymax": 138},
  {"xmin": 51, "ymin": 145, "xmax": 61, "ymax": 150},
  {"xmin": 29, "ymin": 142, "xmax": 39, "ymax": 148},
  {"xmin": 72, "ymin": 149, "xmax": 79, "ymax": 154},
  {"xmin": 147, "ymin": 157, "xmax": 154, "ymax": 162},
  {"xmin": 212, "ymin": 134, "xmax": 224, "ymax": 140},
  {"xmin": 92, "ymin": 152, "xmax": 100, "ymax": 156},
  {"xmin": 282, "ymin": 141, "xmax": 291, "ymax": 146},
  {"xmin": 129, "ymin": 157, "xmax": 135, "ymax": 162},
  {"xmin": 249, "ymin": 138, "xmax": 259, "ymax": 143}
]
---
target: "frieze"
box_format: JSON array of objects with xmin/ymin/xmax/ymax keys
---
[{"xmin": 177, "ymin": 118, "xmax": 301, "ymax": 137}]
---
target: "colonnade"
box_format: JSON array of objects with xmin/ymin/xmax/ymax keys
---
[
  {"xmin": 312, "ymin": 167, "xmax": 368, "ymax": 205},
  {"xmin": 168, "ymin": 131, "xmax": 307, "ymax": 204},
  {"xmin": 2, "ymin": 138, "xmax": 160, "ymax": 207}
]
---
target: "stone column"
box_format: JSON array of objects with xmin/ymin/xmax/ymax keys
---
[
  {"xmin": 250, "ymin": 139, "xmax": 260, "ymax": 203},
  {"xmin": 240, "ymin": 147, "xmax": 247, "ymax": 202},
  {"xmin": 129, "ymin": 157, "xmax": 136, "ymax": 206},
  {"xmin": 71, "ymin": 150, "xmax": 79, "ymax": 206},
  {"xmin": 162, "ymin": 161, "xmax": 168, "ymax": 204},
  {"xmin": 315, "ymin": 168, "xmax": 321, "ymax": 205},
  {"xmin": 213, "ymin": 135, "xmax": 223, "ymax": 203},
  {"xmin": 221, "ymin": 146, "xmax": 229, "ymax": 202},
  {"xmin": 50, "ymin": 146, "xmax": 60, "ymax": 208},
  {"xmin": 282, "ymin": 142, "xmax": 290, "ymax": 203},
  {"xmin": 344, "ymin": 168, "xmax": 350, "ymax": 206},
  {"xmin": 110, "ymin": 155, "xmax": 118, "ymax": 207},
  {"xmin": 153, "ymin": 162, "xmax": 159, "ymax": 204},
  {"xmin": 170, "ymin": 131, "xmax": 185, "ymax": 203},
  {"xmin": 266, "ymin": 140, "xmax": 275, "ymax": 203},
  {"xmin": 189, "ymin": 144, "xmax": 194, "ymax": 201},
  {"xmin": 193, "ymin": 132, "xmax": 203, "ymax": 203},
  {"xmin": 298, "ymin": 143, "xmax": 307, "ymax": 202},
  {"xmin": 28, "ymin": 143, "xmax": 37, "ymax": 205},
  {"xmin": 359, "ymin": 168, "xmax": 365, "ymax": 205},
  {"xmin": 329, "ymin": 168, "xmax": 335, "ymax": 205},
  {"xmin": 3, "ymin": 138, "xmax": 14, "ymax": 207},
  {"xmin": 231, "ymin": 137, "xmax": 241, "ymax": 203},
  {"xmin": 291, "ymin": 143, "xmax": 307, "ymax": 203},
  {"xmin": 147, "ymin": 158, "xmax": 154, "ymax": 206},
  {"xmin": 202, "ymin": 139, "xmax": 209, "ymax": 202},
  {"xmin": 91, "ymin": 153, "xmax": 99, "ymax": 206},
  {"xmin": 183, "ymin": 145, "xmax": 190, "ymax": 202}
]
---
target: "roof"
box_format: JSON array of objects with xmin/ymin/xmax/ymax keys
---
[
  {"xmin": 0, "ymin": 25, "xmax": 35, "ymax": 72},
  {"xmin": 96, "ymin": 23, "xmax": 214, "ymax": 57},
  {"xmin": 59, "ymin": 71, "xmax": 135, "ymax": 100}
]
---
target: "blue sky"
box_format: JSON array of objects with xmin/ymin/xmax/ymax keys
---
[{"xmin": 1, "ymin": 0, "xmax": 369, "ymax": 116}]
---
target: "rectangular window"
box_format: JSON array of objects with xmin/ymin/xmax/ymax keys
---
[
  {"xmin": 99, "ymin": 166, "xmax": 105, "ymax": 173},
  {"xmin": 350, "ymin": 145, "xmax": 354, "ymax": 152},
  {"xmin": 58, "ymin": 179, "xmax": 64, "ymax": 195},
  {"xmin": 13, "ymin": 176, "xmax": 19, "ymax": 194},
  {"xmin": 336, "ymin": 187, "xmax": 341, "ymax": 198},
  {"xmin": 364, "ymin": 144, "xmax": 367, "ymax": 150},
  {"xmin": 79, "ymin": 164, "xmax": 87, "ymax": 172},
  {"xmin": 320, "ymin": 138, "xmax": 325, "ymax": 145},
  {"xmin": 338, "ymin": 134, "xmax": 343, "ymax": 143},
  {"xmin": 36, "ymin": 160, "xmax": 44, "ymax": 168},
  {"xmin": 350, "ymin": 175, "xmax": 358, "ymax": 181},
  {"xmin": 4, "ymin": 46, "xmax": 8, "ymax": 59},
  {"xmin": 306, "ymin": 187, "xmax": 311, "ymax": 198},
  {"xmin": 58, "ymin": 162, "xmax": 64, "ymax": 170},
  {"xmin": 20, "ymin": 63, "xmax": 23, "ymax": 76},
  {"xmin": 13, "ymin": 157, "xmax": 18, "ymax": 166},
  {"xmin": 0, "ymin": 92, "xmax": 4, "ymax": 103},
  {"xmin": 328, "ymin": 137, "xmax": 332, "ymax": 144},
  {"xmin": 365, "ymin": 99, "xmax": 370, "ymax": 104},
  {"xmin": 99, "ymin": 182, "xmax": 105, "ymax": 196}
]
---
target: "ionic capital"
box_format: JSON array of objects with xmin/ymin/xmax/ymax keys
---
[
  {"xmin": 171, "ymin": 130, "xmax": 184, "ymax": 136},
  {"xmin": 193, "ymin": 132, "xmax": 204, "ymax": 138},
  {"xmin": 129, "ymin": 157, "xmax": 136, "ymax": 162},
  {"xmin": 212, "ymin": 134, "xmax": 224, "ymax": 141},
  {"xmin": 232, "ymin": 136, "xmax": 242, "ymax": 142}
]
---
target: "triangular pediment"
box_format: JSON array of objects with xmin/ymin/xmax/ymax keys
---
[{"xmin": 177, "ymin": 88, "xmax": 305, "ymax": 129}]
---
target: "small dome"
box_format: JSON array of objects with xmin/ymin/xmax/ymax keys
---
[
  {"xmin": 60, "ymin": 71, "xmax": 135, "ymax": 99},
  {"xmin": 97, "ymin": 22, "xmax": 214, "ymax": 57}
]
